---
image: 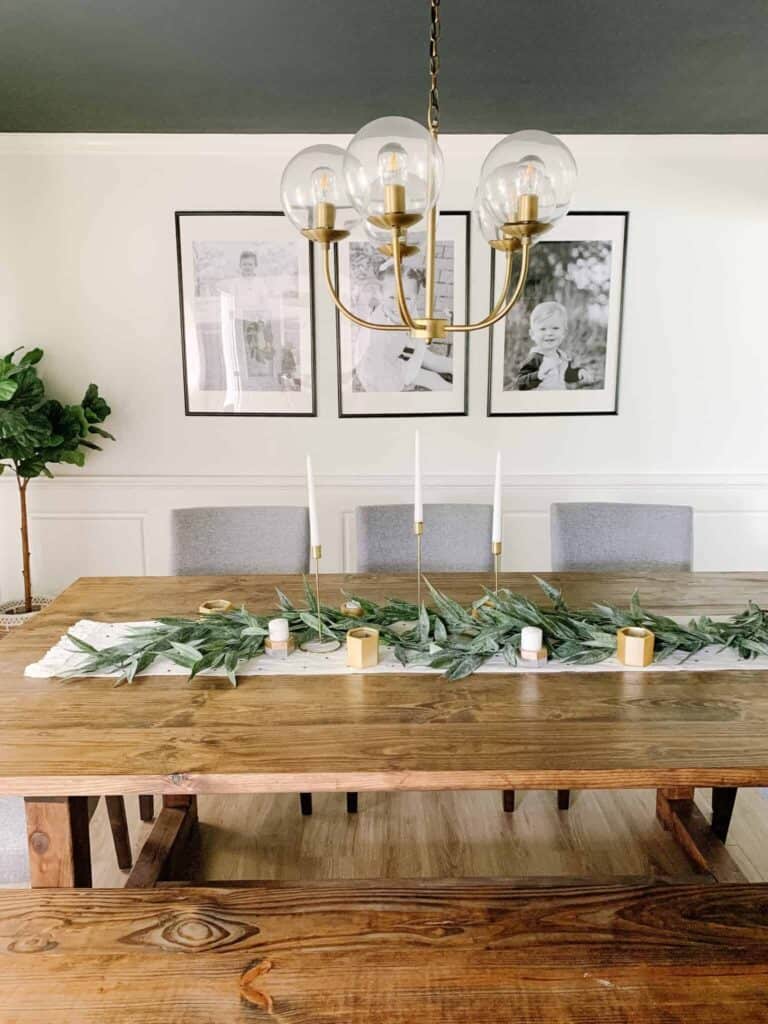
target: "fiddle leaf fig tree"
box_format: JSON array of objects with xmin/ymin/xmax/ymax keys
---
[{"xmin": 0, "ymin": 347, "xmax": 115, "ymax": 614}]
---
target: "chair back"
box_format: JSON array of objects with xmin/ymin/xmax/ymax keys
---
[
  {"xmin": 356, "ymin": 504, "xmax": 493, "ymax": 573},
  {"xmin": 550, "ymin": 502, "xmax": 693, "ymax": 572},
  {"xmin": 170, "ymin": 506, "xmax": 310, "ymax": 575}
]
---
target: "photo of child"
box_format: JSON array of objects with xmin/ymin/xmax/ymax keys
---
[
  {"xmin": 488, "ymin": 212, "xmax": 627, "ymax": 416},
  {"xmin": 502, "ymin": 239, "xmax": 612, "ymax": 393},
  {"xmin": 516, "ymin": 301, "xmax": 597, "ymax": 391}
]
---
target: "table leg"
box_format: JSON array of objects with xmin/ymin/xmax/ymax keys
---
[
  {"xmin": 126, "ymin": 794, "xmax": 197, "ymax": 888},
  {"xmin": 711, "ymin": 787, "xmax": 738, "ymax": 843},
  {"xmin": 24, "ymin": 796, "xmax": 92, "ymax": 888},
  {"xmin": 655, "ymin": 788, "xmax": 745, "ymax": 882}
]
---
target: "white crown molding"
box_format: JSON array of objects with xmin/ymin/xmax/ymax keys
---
[
  {"xmin": 3, "ymin": 472, "xmax": 768, "ymax": 490},
  {"xmin": 0, "ymin": 133, "xmax": 765, "ymax": 158},
  {"xmin": 0, "ymin": 133, "xmax": 351, "ymax": 157}
]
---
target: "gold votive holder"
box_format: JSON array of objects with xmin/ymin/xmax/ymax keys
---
[
  {"xmin": 264, "ymin": 636, "xmax": 296, "ymax": 659},
  {"xmin": 346, "ymin": 627, "xmax": 380, "ymax": 669},
  {"xmin": 520, "ymin": 646, "xmax": 548, "ymax": 667},
  {"xmin": 198, "ymin": 599, "xmax": 233, "ymax": 615},
  {"xmin": 617, "ymin": 627, "xmax": 654, "ymax": 667},
  {"xmin": 341, "ymin": 600, "xmax": 365, "ymax": 618}
]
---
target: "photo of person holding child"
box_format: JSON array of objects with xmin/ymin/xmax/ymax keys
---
[
  {"xmin": 488, "ymin": 214, "xmax": 627, "ymax": 416},
  {"xmin": 336, "ymin": 212, "xmax": 470, "ymax": 416}
]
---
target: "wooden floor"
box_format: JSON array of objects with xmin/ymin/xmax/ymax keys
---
[{"xmin": 88, "ymin": 787, "xmax": 768, "ymax": 887}]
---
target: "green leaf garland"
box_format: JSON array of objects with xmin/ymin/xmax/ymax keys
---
[{"xmin": 56, "ymin": 578, "xmax": 768, "ymax": 686}]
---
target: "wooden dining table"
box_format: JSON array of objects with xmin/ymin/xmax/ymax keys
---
[{"xmin": 3, "ymin": 570, "xmax": 768, "ymax": 889}]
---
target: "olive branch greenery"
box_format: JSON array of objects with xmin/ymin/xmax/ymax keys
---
[{"xmin": 60, "ymin": 576, "xmax": 768, "ymax": 686}]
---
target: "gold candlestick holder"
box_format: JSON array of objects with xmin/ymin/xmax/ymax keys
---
[
  {"xmin": 300, "ymin": 544, "xmax": 341, "ymax": 654},
  {"xmin": 415, "ymin": 520, "xmax": 424, "ymax": 609},
  {"xmin": 492, "ymin": 540, "xmax": 502, "ymax": 593}
]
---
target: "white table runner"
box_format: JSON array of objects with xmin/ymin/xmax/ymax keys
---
[{"xmin": 24, "ymin": 619, "xmax": 768, "ymax": 679}]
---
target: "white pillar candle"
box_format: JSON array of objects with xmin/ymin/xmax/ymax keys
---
[
  {"xmin": 414, "ymin": 430, "xmax": 423, "ymax": 523},
  {"xmin": 306, "ymin": 454, "xmax": 320, "ymax": 548},
  {"xmin": 492, "ymin": 450, "xmax": 502, "ymax": 544},
  {"xmin": 521, "ymin": 626, "xmax": 543, "ymax": 652},
  {"xmin": 268, "ymin": 618, "xmax": 290, "ymax": 642}
]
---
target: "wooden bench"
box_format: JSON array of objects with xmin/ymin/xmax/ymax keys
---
[{"xmin": 1, "ymin": 878, "xmax": 767, "ymax": 1022}]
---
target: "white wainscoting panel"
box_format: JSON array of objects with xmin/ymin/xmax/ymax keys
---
[
  {"xmin": 25, "ymin": 513, "xmax": 147, "ymax": 597},
  {"xmin": 2, "ymin": 474, "xmax": 768, "ymax": 602}
]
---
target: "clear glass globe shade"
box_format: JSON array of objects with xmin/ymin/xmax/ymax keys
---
[
  {"xmin": 364, "ymin": 218, "xmax": 426, "ymax": 249},
  {"xmin": 344, "ymin": 116, "xmax": 443, "ymax": 221},
  {"xmin": 280, "ymin": 144, "xmax": 361, "ymax": 233},
  {"xmin": 472, "ymin": 191, "xmax": 504, "ymax": 244},
  {"xmin": 478, "ymin": 130, "xmax": 577, "ymax": 224}
]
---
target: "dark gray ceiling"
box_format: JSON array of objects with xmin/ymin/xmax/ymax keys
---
[{"xmin": 1, "ymin": 0, "xmax": 766, "ymax": 133}]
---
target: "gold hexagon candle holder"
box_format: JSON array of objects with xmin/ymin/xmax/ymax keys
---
[
  {"xmin": 346, "ymin": 627, "xmax": 380, "ymax": 669},
  {"xmin": 340, "ymin": 600, "xmax": 365, "ymax": 618},
  {"xmin": 617, "ymin": 626, "xmax": 655, "ymax": 668},
  {"xmin": 198, "ymin": 599, "xmax": 233, "ymax": 616}
]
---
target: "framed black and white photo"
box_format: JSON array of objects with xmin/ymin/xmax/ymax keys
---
[
  {"xmin": 176, "ymin": 211, "xmax": 316, "ymax": 416},
  {"xmin": 487, "ymin": 211, "xmax": 628, "ymax": 416},
  {"xmin": 335, "ymin": 211, "xmax": 469, "ymax": 417}
]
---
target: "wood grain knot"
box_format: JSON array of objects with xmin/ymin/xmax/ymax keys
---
[
  {"xmin": 240, "ymin": 959, "xmax": 274, "ymax": 1014},
  {"xmin": 28, "ymin": 831, "xmax": 49, "ymax": 855},
  {"xmin": 124, "ymin": 909, "xmax": 260, "ymax": 952},
  {"xmin": 8, "ymin": 934, "xmax": 58, "ymax": 954}
]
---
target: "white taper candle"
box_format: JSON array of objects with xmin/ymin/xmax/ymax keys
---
[
  {"xmin": 492, "ymin": 450, "xmax": 502, "ymax": 544},
  {"xmin": 414, "ymin": 430, "xmax": 423, "ymax": 523},
  {"xmin": 306, "ymin": 454, "xmax": 320, "ymax": 548}
]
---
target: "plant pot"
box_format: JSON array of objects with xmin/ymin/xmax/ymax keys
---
[{"xmin": 0, "ymin": 596, "xmax": 53, "ymax": 632}]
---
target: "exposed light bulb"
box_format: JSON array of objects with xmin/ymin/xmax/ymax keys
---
[
  {"xmin": 513, "ymin": 155, "xmax": 550, "ymax": 197},
  {"xmin": 377, "ymin": 142, "xmax": 409, "ymax": 186},
  {"xmin": 311, "ymin": 165, "xmax": 337, "ymax": 204}
]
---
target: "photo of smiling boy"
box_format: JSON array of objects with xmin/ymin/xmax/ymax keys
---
[{"xmin": 516, "ymin": 301, "xmax": 596, "ymax": 391}]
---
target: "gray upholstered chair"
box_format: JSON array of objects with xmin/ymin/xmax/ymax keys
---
[
  {"xmin": 170, "ymin": 505, "xmax": 339, "ymax": 816},
  {"xmin": 171, "ymin": 506, "xmax": 310, "ymax": 575},
  {"xmin": 550, "ymin": 502, "xmax": 693, "ymax": 573},
  {"xmin": 507, "ymin": 501, "xmax": 694, "ymax": 816},
  {"xmin": 356, "ymin": 504, "xmax": 494, "ymax": 573}
]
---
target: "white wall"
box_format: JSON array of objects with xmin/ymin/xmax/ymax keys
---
[{"xmin": 1, "ymin": 133, "xmax": 767, "ymax": 598}]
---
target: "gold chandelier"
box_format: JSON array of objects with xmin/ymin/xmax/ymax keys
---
[{"xmin": 280, "ymin": 0, "xmax": 578, "ymax": 344}]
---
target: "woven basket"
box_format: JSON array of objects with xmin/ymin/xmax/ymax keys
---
[{"xmin": 0, "ymin": 596, "xmax": 53, "ymax": 632}]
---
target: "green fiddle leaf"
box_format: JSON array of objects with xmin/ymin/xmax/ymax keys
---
[{"xmin": 19, "ymin": 347, "xmax": 43, "ymax": 366}]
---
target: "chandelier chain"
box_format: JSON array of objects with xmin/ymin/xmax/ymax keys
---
[{"xmin": 427, "ymin": 0, "xmax": 440, "ymax": 136}]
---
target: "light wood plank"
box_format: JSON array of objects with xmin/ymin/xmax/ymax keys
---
[
  {"xmin": 0, "ymin": 573, "xmax": 767, "ymax": 796},
  {"xmin": 1, "ymin": 880, "xmax": 767, "ymax": 1022}
]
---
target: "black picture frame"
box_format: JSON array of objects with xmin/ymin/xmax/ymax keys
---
[
  {"xmin": 487, "ymin": 210, "xmax": 629, "ymax": 417},
  {"xmin": 334, "ymin": 210, "xmax": 471, "ymax": 418},
  {"xmin": 175, "ymin": 210, "xmax": 317, "ymax": 417}
]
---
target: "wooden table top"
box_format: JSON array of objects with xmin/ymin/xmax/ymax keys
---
[
  {"xmin": 2, "ymin": 572, "xmax": 768, "ymax": 797},
  {"xmin": 2, "ymin": 879, "xmax": 767, "ymax": 1022}
]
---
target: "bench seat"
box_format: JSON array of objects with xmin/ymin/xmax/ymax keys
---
[{"xmin": 1, "ymin": 878, "xmax": 767, "ymax": 1022}]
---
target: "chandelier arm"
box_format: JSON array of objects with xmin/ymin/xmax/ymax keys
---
[
  {"xmin": 321, "ymin": 245, "xmax": 410, "ymax": 333},
  {"xmin": 391, "ymin": 233, "xmax": 420, "ymax": 331},
  {"xmin": 486, "ymin": 249, "xmax": 516, "ymax": 320},
  {"xmin": 445, "ymin": 240, "xmax": 531, "ymax": 333}
]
